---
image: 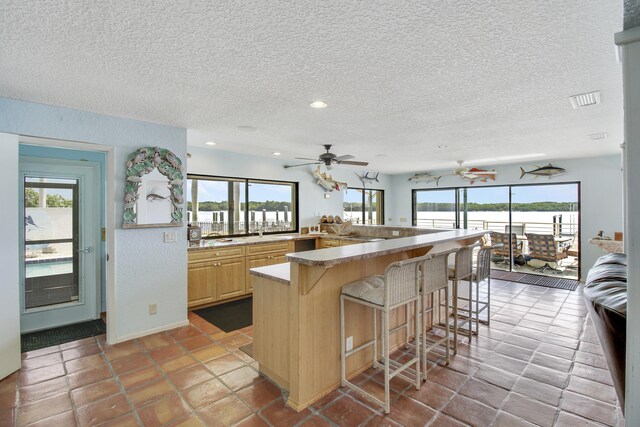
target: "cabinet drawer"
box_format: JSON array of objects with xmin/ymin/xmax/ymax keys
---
[
  {"xmin": 246, "ymin": 241, "xmax": 294, "ymax": 256},
  {"xmin": 320, "ymin": 238, "xmax": 341, "ymax": 248},
  {"xmin": 189, "ymin": 246, "xmax": 246, "ymax": 263}
]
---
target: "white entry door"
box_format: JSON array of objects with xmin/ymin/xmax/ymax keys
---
[{"xmin": 19, "ymin": 157, "xmax": 101, "ymax": 333}]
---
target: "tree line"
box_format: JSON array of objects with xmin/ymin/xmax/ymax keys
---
[
  {"xmin": 25, "ymin": 188, "xmax": 73, "ymax": 208},
  {"xmin": 415, "ymin": 202, "xmax": 576, "ymax": 212},
  {"xmin": 189, "ymin": 201, "xmax": 292, "ymax": 211}
]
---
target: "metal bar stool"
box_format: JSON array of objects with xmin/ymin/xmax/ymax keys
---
[
  {"xmin": 447, "ymin": 244, "xmax": 477, "ymax": 351},
  {"xmin": 419, "ymin": 249, "xmax": 458, "ymax": 380},
  {"xmin": 340, "ymin": 255, "xmax": 425, "ymax": 414},
  {"xmin": 470, "ymin": 244, "xmax": 501, "ymax": 326}
]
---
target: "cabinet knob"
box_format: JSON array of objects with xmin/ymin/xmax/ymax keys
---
[{"xmin": 215, "ymin": 252, "xmax": 220, "ymax": 256}]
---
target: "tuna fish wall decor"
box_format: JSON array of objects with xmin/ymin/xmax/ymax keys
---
[
  {"xmin": 123, "ymin": 146, "xmax": 184, "ymax": 227},
  {"xmin": 520, "ymin": 164, "xmax": 566, "ymax": 179}
]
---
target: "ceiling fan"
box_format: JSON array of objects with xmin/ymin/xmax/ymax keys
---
[{"xmin": 284, "ymin": 144, "xmax": 369, "ymax": 169}]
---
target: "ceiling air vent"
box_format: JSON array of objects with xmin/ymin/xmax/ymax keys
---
[
  {"xmin": 569, "ymin": 91, "xmax": 601, "ymax": 109},
  {"xmin": 589, "ymin": 132, "xmax": 608, "ymax": 141}
]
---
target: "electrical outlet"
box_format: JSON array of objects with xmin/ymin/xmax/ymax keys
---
[
  {"xmin": 149, "ymin": 304, "xmax": 157, "ymax": 315},
  {"xmin": 392, "ymin": 230, "xmax": 400, "ymax": 236},
  {"xmin": 399, "ymin": 217, "xmax": 408, "ymax": 223},
  {"xmin": 346, "ymin": 336, "xmax": 353, "ymax": 352},
  {"xmin": 164, "ymin": 232, "xmax": 176, "ymax": 243}
]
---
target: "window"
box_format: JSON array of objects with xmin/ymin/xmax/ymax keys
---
[
  {"xmin": 412, "ymin": 182, "xmax": 580, "ymax": 279},
  {"xmin": 187, "ymin": 175, "xmax": 297, "ymax": 237},
  {"xmin": 343, "ymin": 188, "xmax": 384, "ymax": 225}
]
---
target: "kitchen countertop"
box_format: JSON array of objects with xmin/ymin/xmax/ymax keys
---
[
  {"xmin": 188, "ymin": 233, "xmax": 384, "ymax": 251},
  {"xmin": 250, "ymin": 262, "xmax": 291, "ymax": 285},
  {"xmin": 286, "ymin": 229, "xmax": 486, "ymax": 267}
]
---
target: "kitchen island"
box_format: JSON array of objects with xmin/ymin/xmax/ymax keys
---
[{"xmin": 251, "ymin": 229, "xmax": 486, "ymax": 411}]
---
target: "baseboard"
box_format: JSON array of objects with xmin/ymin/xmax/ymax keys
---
[{"xmin": 110, "ymin": 319, "xmax": 189, "ymax": 344}]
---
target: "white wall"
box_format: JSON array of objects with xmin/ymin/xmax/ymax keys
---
[
  {"xmin": 616, "ymin": 26, "xmax": 640, "ymax": 423},
  {"xmin": 0, "ymin": 98, "xmax": 188, "ymax": 343},
  {"xmin": 187, "ymin": 146, "xmax": 393, "ymax": 227},
  {"xmin": 0, "ymin": 133, "xmax": 20, "ymax": 379},
  {"xmin": 387, "ymin": 155, "xmax": 623, "ymax": 275}
]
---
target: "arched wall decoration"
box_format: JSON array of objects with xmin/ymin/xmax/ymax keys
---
[{"xmin": 122, "ymin": 146, "xmax": 184, "ymax": 228}]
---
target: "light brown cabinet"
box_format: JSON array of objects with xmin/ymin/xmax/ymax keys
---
[
  {"xmin": 246, "ymin": 241, "xmax": 294, "ymax": 293},
  {"xmin": 188, "ymin": 241, "xmax": 294, "ymax": 308},
  {"xmin": 215, "ymin": 257, "xmax": 247, "ymax": 300},
  {"xmin": 188, "ymin": 246, "xmax": 246, "ymax": 309},
  {"xmin": 318, "ymin": 238, "xmax": 341, "ymax": 248},
  {"xmin": 319, "ymin": 238, "xmax": 363, "ymax": 248},
  {"xmin": 187, "ymin": 261, "xmax": 217, "ymax": 307}
]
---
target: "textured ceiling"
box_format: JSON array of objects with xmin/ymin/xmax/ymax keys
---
[{"xmin": 0, "ymin": 1, "xmax": 624, "ymax": 174}]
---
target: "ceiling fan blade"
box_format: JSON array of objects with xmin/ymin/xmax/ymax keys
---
[
  {"xmin": 283, "ymin": 162, "xmax": 320, "ymax": 169},
  {"xmin": 295, "ymin": 157, "xmax": 321, "ymax": 161},
  {"xmin": 334, "ymin": 154, "xmax": 355, "ymax": 161},
  {"xmin": 337, "ymin": 160, "xmax": 369, "ymax": 166}
]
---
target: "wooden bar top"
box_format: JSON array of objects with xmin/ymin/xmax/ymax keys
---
[{"xmin": 285, "ymin": 229, "xmax": 487, "ymax": 267}]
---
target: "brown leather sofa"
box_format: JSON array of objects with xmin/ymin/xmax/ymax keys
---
[{"xmin": 583, "ymin": 253, "xmax": 627, "ymax": 411}]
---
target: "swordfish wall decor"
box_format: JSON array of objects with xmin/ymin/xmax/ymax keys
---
[{"xmin": 123, "ymin": 146, "xmax": 184, "ymax": 228}]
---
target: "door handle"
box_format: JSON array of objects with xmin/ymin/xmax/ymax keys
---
[{"xmin": 78, "ymin": 247, "xmax": 93, "ymax": 254}]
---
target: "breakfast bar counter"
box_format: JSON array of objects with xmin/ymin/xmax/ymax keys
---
[{"xmin": 250, "ymin": 229, "xmax": 486, "ymax": 411}]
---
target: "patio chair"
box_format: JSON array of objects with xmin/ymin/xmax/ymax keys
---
[
  {"xmin": 525, "ymin": 233, "xmax": 569, "ymax": 273},
  {"xmin": 504, "ymin": 224, "xmax": 525, "ymax": 236},
  {"xmin": 490, "ymin": 232, "xmax": 522, "ymax": 266}
]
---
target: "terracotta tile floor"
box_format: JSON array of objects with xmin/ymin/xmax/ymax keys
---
[{"xmin": 0, "ymin": 280, "xmax": 625, "ymax": 426}]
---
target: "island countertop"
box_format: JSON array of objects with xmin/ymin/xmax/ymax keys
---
[{"xmin": 285, "ymin": 229, "xmax": 487, "ymax": 267}]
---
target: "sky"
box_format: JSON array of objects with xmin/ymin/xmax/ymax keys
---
[
  {"xmin": 187, "ymin": 180, "xmax": 293, "ymax": 203},
  {"xmin": 415, "ymin": 183, "xmax": 579, "ymax": 204}
]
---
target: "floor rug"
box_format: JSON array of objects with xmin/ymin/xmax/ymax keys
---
[
  {"xmin": 239, "ymin": 343, "xmax": 254, "ymax": 359},
  {"xmin": 21, "ymin": 318, "xmax": 106, "ymax": 353},
  {"xmin": 194, "ymin": 297, "xmax": 253, "ymax": 333},
  {"xmin": 491, "ymin": 270, "xmax": 580, "ymax": 291}
]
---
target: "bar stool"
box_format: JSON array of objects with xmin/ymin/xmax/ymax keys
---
[
  {"xmin": 447, "ymin": 244, "xmax": 477, "ymax": 351},
  {"xmin": 419, "ymin": 249, "xmax": 458, "ymax": 380},
  {"xmin": 340, "ymin": 255, "xmax": 425, "ymax": 414},
  {"xmin": 471, "ymin": 244, "xmax": 501, "ymax": 326}
]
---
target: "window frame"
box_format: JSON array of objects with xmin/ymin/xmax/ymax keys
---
[
  {"xmin": 187, "ymin": 174, "xmax": 299, "ymax": 238},
  {"xmin": 343, "ymin": 187, "xmax": 385, "ymax": 225}
]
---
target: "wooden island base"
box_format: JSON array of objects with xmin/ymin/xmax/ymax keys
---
[{"xmin": 251, "ymin": 230, "xmax": 485, "ymax": 411}]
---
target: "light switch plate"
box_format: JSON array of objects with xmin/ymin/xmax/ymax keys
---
[{"xmin": 164, "ymin": 231, "xmax": 177, "ymax": 243}]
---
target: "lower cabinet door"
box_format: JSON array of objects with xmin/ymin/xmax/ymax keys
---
[
  {"xmin": 215, "ymin": 257, "xmax": 247, "ymax": 300},
  {"xmin": 188, "ymin": 262, "xmax": 216, "ymax": 308}
]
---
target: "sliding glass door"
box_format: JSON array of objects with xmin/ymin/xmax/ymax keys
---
[{"xmin": 413, "ymin": 182, "xmax": 580, "ymax": 279}]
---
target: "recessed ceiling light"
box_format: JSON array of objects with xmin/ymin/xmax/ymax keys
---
[
  {"xmin": 204, "ymin": 141, "xmax": 216, "ymax": 146},
  {"xmin": 438, "ymin": 145, "xmax": 448, "ymax": 149},
  {"xmin": 310, "ymin": 101, "xmax": 327, "ymax": 109},
  {"xmin": 272, "ymin": 152, "xmax": 282, "ymax": 156}
]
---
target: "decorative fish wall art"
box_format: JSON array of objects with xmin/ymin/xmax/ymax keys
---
[
  {"xmin": 312, "ymin": 166, "xmax": 348, "ymax": 192},
  {"xmin": 355, "ymin": 171, "xmax": 380, "ymax": 185},
  {"xmin": 408, "ymin": 172, "xmax": 441, "ymax": 186},
  {"xmin": 520, "ymin": 164, "xmax": 566, "ymax": 179},
  {"xmin": 454, "ymin": 161, "xmax": 497, "ymax": 185}
]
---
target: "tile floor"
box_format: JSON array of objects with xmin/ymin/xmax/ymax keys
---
[{"xmin": 0, "ymin": 280, "xmax": 625, "ymax": 426}]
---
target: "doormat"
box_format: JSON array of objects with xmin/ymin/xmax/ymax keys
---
[
  {"xmin": 491, "ymin": 270, "xmax": 580, "ymax": 291},
  {"xmin": 239, "ymin": 343, "xmax": 254, "ymax": 359},
  {"xmin": 193, "ymin": 297, "xmax": 252, "ymax": 333},
  {"xmin": 21, "ymin": 318, "xmax": 106, "ymax": 353}
]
